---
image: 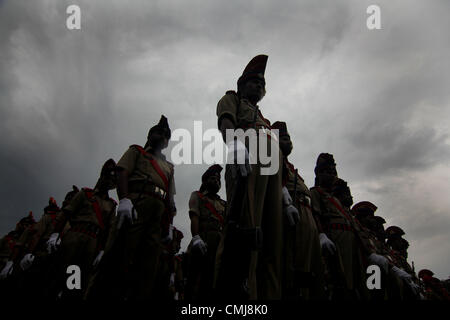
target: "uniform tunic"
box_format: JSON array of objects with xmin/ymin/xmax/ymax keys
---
[
  {"xmin": 116, "ymin": 145, "xmax": 176, "ymax": 299},
  {"xmin": 59, "ymin": 189, "xmax": 116, "ymax": 298},
  {"xmin": 310, "ymin": 186, "xmax": 371, "ymax": 296},
  {"xmin": 216, "ymin": 91, "xmax": 283, "ymax": 300},
  {"xmin": 282, "ymin": 159, "xmax": 324, "ymax": 299},
  {"xmin": 188, "ymin": 190, "xmax": 226, "ymax": 300}
]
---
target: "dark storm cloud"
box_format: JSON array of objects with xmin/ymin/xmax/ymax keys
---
[
  {"xmin": 0, "ymin": 0, "xmax": 120, "ymax": 225},
  {"xmin": 0, "ymin": 0, "xmax": 449, "ymax": 278}
]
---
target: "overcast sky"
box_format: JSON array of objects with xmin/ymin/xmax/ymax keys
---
[{"xmin": 1, "ymin": 0, "xmax": 449, "ymax": 279}]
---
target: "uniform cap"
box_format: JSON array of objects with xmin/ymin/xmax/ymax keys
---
[
  {"xmin": 386, "ymin": 226, "xmax": 405, "ymax": 237},
  {"xmin": 201, "ymin": 164, "xmax": 223, "ymax": 183},
  {"xmin": 149, "ymin": 115, "xmax": 171, "ymax": 139},
  {"xmin": 352, "ymin": 201, "xmax": 378, "ymax": 216},
  {"xmin": 418, "ymin": 269, "xmax": 434, "ymax": 279},
  {"xmin": 237, "ymin": 55, "xmax": 268, "ymax": 86},
  {"xmin": 314, "ymin": 153, "xmax": 336, "ymax": 174},
  {"xmin": 271, "ymin": 121, "xmax": 288, "ymax": 136},
  {"xmin": 101, "ymin": 158, "xmax": 117, "ymax": 175}
]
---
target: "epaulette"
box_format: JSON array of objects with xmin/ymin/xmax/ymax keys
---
[
  {"xmin": 226, "ymin": 90, "xmax": 237, "ymax": 96},
  {"xmin": 130, "ymin": 144, "xmax": 144, "ymax": 151}
]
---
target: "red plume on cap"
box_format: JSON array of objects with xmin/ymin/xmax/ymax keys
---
[
  {"xmin": 352, "ymin": 201, "xmax": 377, "ymax": 216},
  {"xmin": 49, "ymin": 197, "xmax": 57, "ymax": 206},
  {"xmin": 237, "ymin": 55, "xmax": 268, "ymax": 86},
  {"xmin": 28, "ymin": 211, "xmax": 33, "ymax": 218}
]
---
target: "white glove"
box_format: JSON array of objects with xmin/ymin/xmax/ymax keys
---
[
  {"xmin": 226, "ymin": 139, "xmax": 251, "ymax": 177},
  {"xmin": 92, "ymin": 250, "xmax": 104, "ymax": 268},
  {"xmin": 169, "ymin": 272, "xmax": 175, "ymax": 287},
  {"xmin": 282, "ymin": 186, "xmax": 293, "ymax": 205},
  {"xmin": 192, "ymin": 235, "xmax": 207, "ymax": 255},
  {"xmin": 368, "ymin": 253, "xmax": 389, "ymax": 273},
  {"xmin": 282, "ymin": 187, "xmax": 300, "ymax": 226},
  {"xmin": 0, "ymin": 260, "xmax": 14, "ymax": 280},
  {"xmin": 20, "ymin": 253, "xmax": 35, "ymax": 271},
  {"xmin": 319, "ymin": 233, "xmax": 336, "ymax": 255},
  {"xmin": 162, "ymin": 224, "xmax": 174, "ymax": 244},
  {"xmin": 117, "ymin": 198, "xmax": 136, "ymax": 229},
  {"xmin": 285, "ymin": 205, "xmax": 300, "ymax": 227},
  {"xmin": 46, "ymin": 233, "xmax": 61, "ymax": 254}
]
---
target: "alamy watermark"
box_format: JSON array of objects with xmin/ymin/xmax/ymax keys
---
[{"xmin": 169, "ymin": 121, "xmax": 279, "ymax": 175}]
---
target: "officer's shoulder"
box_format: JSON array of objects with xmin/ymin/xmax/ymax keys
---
[
  {"xmin": 190, "ymin": 190, "xmax": 201, "ymax": 198},
  {"xmin": 219, "ymin": 90, "xmax": 239, "ymax": 105},
  {"xmin": 297, "ymin": 174, "xmax": 305, "ymax": 183},
  {"xmin": 129, "ymin": 144, "xmax": 144, "ymax": 153},
  {"xmin": 165, "ymin": 159, "xmax": 174, "ymax": 170},
  {"xmin": 309, "ymin": 187, "xmax": 322, "ymax": 199}
]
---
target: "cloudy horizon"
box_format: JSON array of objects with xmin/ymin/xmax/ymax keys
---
[{"xmin": 1, "ymin": 0, "xmax": 449, "ymax": 279}]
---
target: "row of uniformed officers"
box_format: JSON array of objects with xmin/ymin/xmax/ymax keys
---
[{"xmin": 1, "ymin": 55, "xmax": 449, "ymax": 301}]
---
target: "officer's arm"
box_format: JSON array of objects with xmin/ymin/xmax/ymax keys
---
[
  {"xmin": 117, "ymin": 168, "xmax": 129, "ymax": 200},
  {"xmin": 190, "ymin": 214, "xmax": 200, "ymax": 237},
  {"xmin": 101, "ymin": 206, "xmax": 118, "ymax": 252},
  {"xmin": 310, "ymin": 191, "xmax": 325, "ymax": 233},
  {"xmin": 219, "ymin": 116, "xmax": 235, "ymax": 141},
  {"xmin": 188, "ymin": 192, "xmax": 200, "ymax": 237}
]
